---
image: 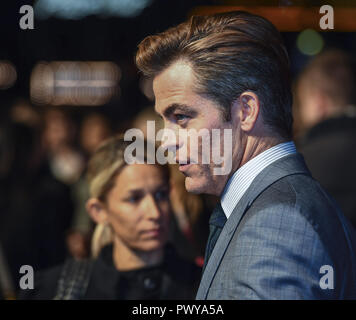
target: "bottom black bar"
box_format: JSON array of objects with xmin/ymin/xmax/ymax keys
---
[{"xmin": 1, "ymin": 300, "xmax": 355, "ymax": 319}]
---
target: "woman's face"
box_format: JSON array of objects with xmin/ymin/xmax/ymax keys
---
[{"xmin": 104, "ymin": 164, "xmax": 170, "ymax": 252}]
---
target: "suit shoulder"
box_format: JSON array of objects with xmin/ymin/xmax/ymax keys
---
[
  {"xmin": 251, "ymin": 173, "xmax": 343, "ymax": 233},
  {"xmin": 250, "ymin": 176, "xmax": 298, "ymax": 211},
  {"xmin": 241, "ymin": 173, "xmax": 356, "ymax": 285}
]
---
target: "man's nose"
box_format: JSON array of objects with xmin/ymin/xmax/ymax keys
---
[{"xmin": 159, "ymin": 126, "xmax": 180, "ymax": 158}]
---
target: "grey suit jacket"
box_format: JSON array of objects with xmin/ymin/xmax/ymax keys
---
[{"xmin": 196, "ymin": 153, "xmax": 356, "ymax": 299}]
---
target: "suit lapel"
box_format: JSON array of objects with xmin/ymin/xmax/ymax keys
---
[{"xmin": 196, "ymin": 153, "xmax": 311, "ymax": 299}]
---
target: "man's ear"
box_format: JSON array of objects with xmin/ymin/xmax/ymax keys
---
[
  {"xmin": 237, "ymin": 91, "xmax": 260, "ymax": 132},
  {"xmin": 86, "ymin": 198, "xmax": 108, "ymax": 224}
]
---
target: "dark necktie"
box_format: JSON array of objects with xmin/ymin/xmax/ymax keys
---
[{"xmin": 203, "ymin": 202, "xmax": 227, "ymax": 271}]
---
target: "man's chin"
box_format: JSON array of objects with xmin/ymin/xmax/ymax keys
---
[{"xmin": 184, "ymin": 176, "xmax": 208, "ymax": 194}]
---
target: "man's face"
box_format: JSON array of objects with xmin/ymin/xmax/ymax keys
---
[{"xmin": 153, "ymin": 61, "xmax": 240, "ymax": 196}]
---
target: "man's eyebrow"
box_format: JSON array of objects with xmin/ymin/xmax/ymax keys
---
[
  {"xmin": 162, "ymin": 103, "xmax": 197, "ymax": 118},
  {"xmin": 155, "ymin": 111, "xmax": 163, "ymax": 120}
]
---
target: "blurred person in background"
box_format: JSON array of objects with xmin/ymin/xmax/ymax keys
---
[
  {"xmin": 296, "ymin": 49, "xmax": 356, "ymax": 228},
  {"xmin": 9, "ymin": 99, "xmax": 41, "ymax": 129},
  {"xmin": 0, "ymin": 109, "xmax": 74, "ymax": 289},
  {"xmin": 19, "ymin": 135, "xmax": 201, "ymax": 300},
  {"xmin": 41, "ymin": 108, "xmax": 84, "ymax": 185},
  {"xmin": 79, "ymin": 113, "xmax": 112, "ymax": 158},
  {"xmin": 0, "ymin": 242, "xmax": 15, "ymax": 300},
  {"xmin": 67, "ymin": 113, "xmax": 112, "ymax": 260}
]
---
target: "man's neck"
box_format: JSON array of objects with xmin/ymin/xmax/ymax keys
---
[
  {"xmin": 211, "ymin": 131, "xmax": 288, "ymax": 197},
  {"xmin": 239, "ymin": 135, "xmax": 287, "ymax": 168}
]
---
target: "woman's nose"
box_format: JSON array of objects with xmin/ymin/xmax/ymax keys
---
[{"xmin": 144, "ymin": 195, "xmax": 161, "ymax": 220}]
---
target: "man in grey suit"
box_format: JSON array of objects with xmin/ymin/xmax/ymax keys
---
[{"xmin": 135, "ymin": 11, "xmax": 356, "ymax": 299}]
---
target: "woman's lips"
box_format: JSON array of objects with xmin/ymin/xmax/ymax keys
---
[{"xmin": 143, "ymin": 228, "xmax": 162, "ymax": 238}]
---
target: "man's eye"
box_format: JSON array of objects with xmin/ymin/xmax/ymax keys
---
[{"xmin": 174, "ymin": 114, "xmax": 189, "ymax": 123}]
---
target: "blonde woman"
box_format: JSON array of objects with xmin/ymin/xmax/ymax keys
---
[{"xmin": 19, "ymin": 136, "xmax": 200, "ymax": 300}]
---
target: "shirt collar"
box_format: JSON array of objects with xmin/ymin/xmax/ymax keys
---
[{"xmin": 220, "ymin": 141, "xmax": 297, "ymax": 219}]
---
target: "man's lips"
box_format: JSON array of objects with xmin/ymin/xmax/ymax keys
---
[
  {"xmin": 177, "ymin": 157, "xmax": 197, "ymax": 172},
  {"xmin": 178, "ymin": 163, "xmax": 192, "ymax": 172}
]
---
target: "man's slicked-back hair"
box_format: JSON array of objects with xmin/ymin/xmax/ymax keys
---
[{"xmin": 136, "ymin": 11, "xmax": 293, "ymax": 139}]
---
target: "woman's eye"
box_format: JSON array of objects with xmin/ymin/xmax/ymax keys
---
[
  {"xmin": 155, "ymin": 190, "xmax": 169, "ymax": 201},
  {"xmin": 127, "ymin": 196, "xmax": 140, "ymax": 203}
]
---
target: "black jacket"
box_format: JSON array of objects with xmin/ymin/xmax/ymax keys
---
[
  {"xmin": 298, "ymin": 114, "xmax": 356, "ymax": 228},
  {"xmin": 18, "ymin": 244, "xmax": 201, "ymax": 300}
]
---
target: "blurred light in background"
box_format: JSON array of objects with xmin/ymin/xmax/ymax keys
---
[
  {"xmin": 191, "ymin": 6, "xmax": 356, "ymax": 32},
  {"xmin": 34, "ymin": 0, "xmax": 154, "ymax": 19},
  {"xmin": 30, "ymin": 61, "xmax": 121, "ymax": 106},
  {"xmin": 297, "ymin": 29, "xmax": 324, "ymax": 56},
  {"xmin": 0, "ymin": 61, "xmax": 17, "ymax": 89}
]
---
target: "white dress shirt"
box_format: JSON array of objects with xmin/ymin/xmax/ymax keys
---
[{"xmin": 221, "ymin": 141, "xmax": 297, "ymax": 219}]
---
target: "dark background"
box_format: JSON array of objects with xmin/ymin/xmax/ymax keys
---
[{"xmin": 1, "ymin": 0, "xmax": 355, "ymax": 127}]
